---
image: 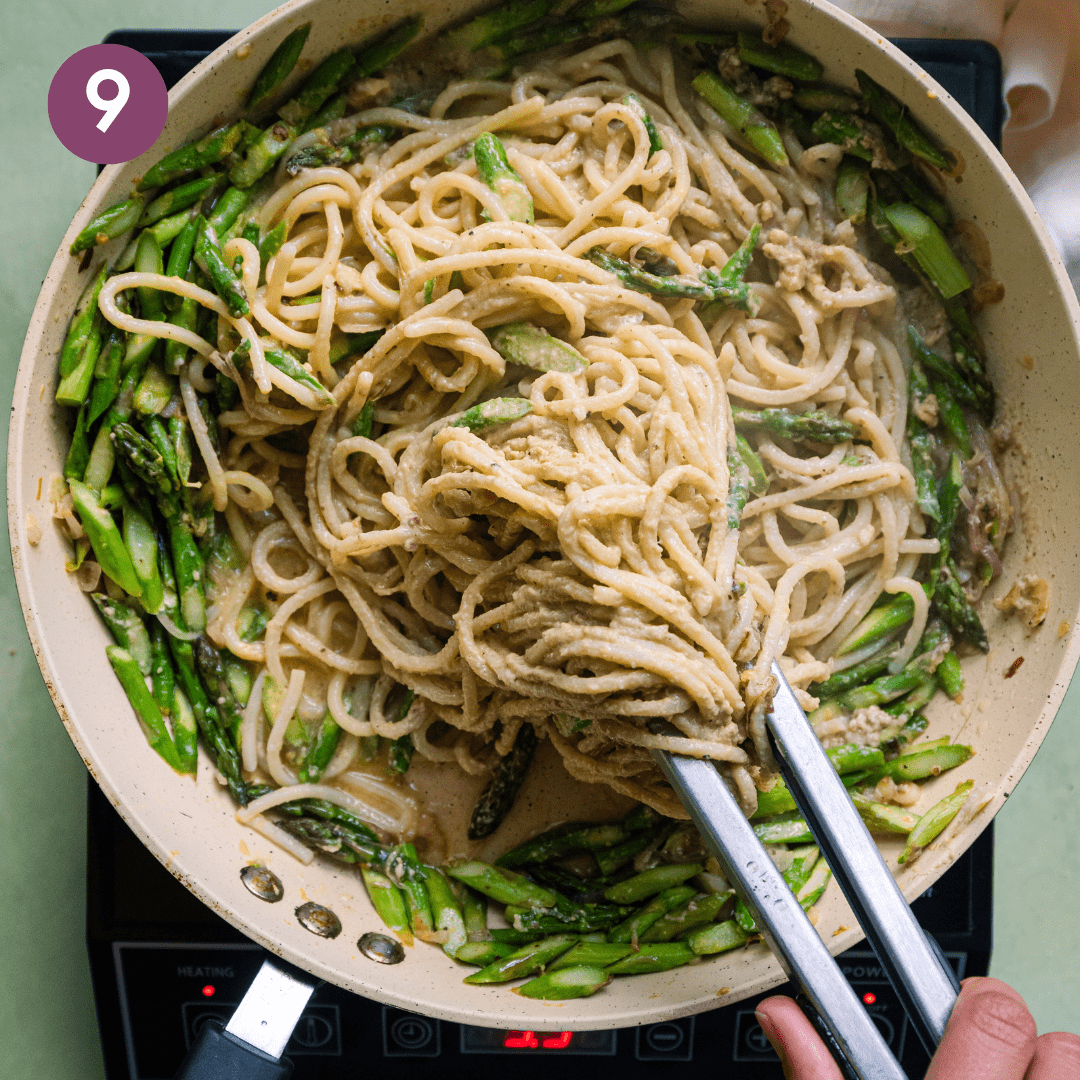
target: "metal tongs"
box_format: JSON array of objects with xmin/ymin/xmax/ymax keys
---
[{"xmin": 653, "ymin": 661, "xmax": 960, "ymax": 1080}]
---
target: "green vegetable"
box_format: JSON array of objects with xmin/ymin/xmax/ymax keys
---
[
  {"xmin": 488, "ymin": 322, "xmax": 587, "ymax": 374},
  {"xmin": 732, "ymin": 407, "xmax": 859, "ymax": 444},
  {"xmin": 468, "ymin": 722, "xmax": 537, "ymax": 839},
  {"xmin": 692, "ymin": 71, "xmax": 788, "ymax": 167},
  {"xmin": 450, "ymin": 397, "xmax": 532, "ymax": 432},
  {"xmin": 70, "ymin": 198, "xmax": 144, "ymax": 254},
  {"xmin": 514, "ymin": 965, "xmax": 611, "ymax": 999},
  {"xmin": 736, "ymin": 29, "xmax": 823, "ymax": 81},
  {"xmin": 139, "ymin": 123, "xmax": 248, "ymax": 190},
  {"xmin": 899, "ymin": 780, "xmax": 974, "ymax": 864},
  {"xmin": 856, "ymin": 69, "xmax": 959, "ymax": 173},
  {"xmin": 106, "ymin": 646, "xmax": 183, "ymax": 772},
  {"xmin": 248, "ymin": 22, "xmax": 312, "ymax": 111},
  {"xmin": 473, "ymin": 132, "xmax": 534, "ymax": 224},
  {"xmin": 883, "ymin": 203, "xmax": 971, "ymax": 299}
]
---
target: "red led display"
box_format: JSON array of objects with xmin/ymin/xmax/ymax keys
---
[
  {"xmin": 201, "ymin": 985, "xmax": 216, "ymax": 998},
  {"xmin": 502, "ymin": 1030, "xmax": 573, "ymax": 1049},
  {"xmin": 542, "ymin": 1032, "xmax": 573, "ymax": 1049},
  {"xmin": 504, "ymin": 1031, "xmax": 540, "ymax": 1049},
  {"xmin": 862, "ymin": 992, "xmax": 877, "ymax": 1006}
]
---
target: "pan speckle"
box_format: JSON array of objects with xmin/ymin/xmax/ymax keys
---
[
  {"xmin": 358, "ymin": 932, "xmax": 406, "ymax": 964},
  {"xmin": 296, "ymin": 901, "xmax": 342, "ymax": 938},
  {"xmin": 241, "ymin": 864, "xmax": 284, "ymax": 903}
]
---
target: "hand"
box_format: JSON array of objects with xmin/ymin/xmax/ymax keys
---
[{"xmin": 754, "ymin": 977, "xmax": 1080, "ymax": 1079}]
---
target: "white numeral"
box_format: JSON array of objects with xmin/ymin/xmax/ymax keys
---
[{"xmin": 86, "ymin": 68, "xmax": 130, "ymax": 133}]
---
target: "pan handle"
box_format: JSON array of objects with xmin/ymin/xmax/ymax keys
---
[{"xmin": 173, "ymin": 956, "xmax": 317, "ymax": 1080}]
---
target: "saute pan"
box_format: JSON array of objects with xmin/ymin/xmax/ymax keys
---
[{"xmin": 10, "ymin": 0, "xmax": 1080, "ymax": 1030}]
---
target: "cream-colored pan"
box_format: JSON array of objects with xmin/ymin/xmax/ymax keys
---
[{"xmin": 10, "ymin": 0, "xmax": 1080, "ymax": 1031}]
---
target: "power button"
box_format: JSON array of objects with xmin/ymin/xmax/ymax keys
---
[{"xmin": 382, "ymin": 1006, "xmax": 441, "ymax": 1057}]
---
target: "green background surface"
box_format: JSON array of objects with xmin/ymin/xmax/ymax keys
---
[{"xmin": 1, "ymin": 2, "xmax": 1078, "ymax": 1076}]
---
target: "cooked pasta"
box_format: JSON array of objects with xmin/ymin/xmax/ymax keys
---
[{"xmin": 86, "ymin": 28, "xmax": 1005, "ymax": 838}]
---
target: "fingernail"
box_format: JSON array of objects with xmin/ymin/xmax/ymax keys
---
[{"xmin": 755, "ymin": 1010, "xmax": 792, "ymax": 1078}]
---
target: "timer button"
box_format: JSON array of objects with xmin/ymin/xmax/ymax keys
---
[
  {"xmin": 635, "ymin": 1017, "xmax": 695, "ymax": 1061},
  {"xmin": 382, "ymin": 1006, "xmax": 441, "ymax": 1057}
]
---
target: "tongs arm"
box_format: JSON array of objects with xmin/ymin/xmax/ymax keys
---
[
  {"xmin": 652, "ymin": 746, "xmax": 907, "ymax": 1080},
  {"xmin": 765, "ymin": 661, "xmax": 959, "ymax": 1051}
]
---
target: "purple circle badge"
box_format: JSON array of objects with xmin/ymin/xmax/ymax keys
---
[{"xmin": 48, "ymin": 44, "xmax": 169, "ymax": 165}]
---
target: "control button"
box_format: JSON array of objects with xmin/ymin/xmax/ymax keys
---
[
  {"xmin": 182, "ymin": 1002, "xmax": 342, "ymax": 1057},
  {"xmin": 635, "ymin": 1017, "xmax": 695, "ymax": 1061},
  {"xmin": 733, "ymin": 1010, "xmax": 779, "ymax": 1062},
  {"xmin": 382, "ymin": 1006, "xmax": 441, "ymax": 1057},
  {"xmin": 869, "ymin": 1012, "xmax": 896, "ymax": 1046}
]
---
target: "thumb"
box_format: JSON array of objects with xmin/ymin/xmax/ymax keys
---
[
  {"xmin": 755, "ymin": 996, "xmax": 844, "ymax": 1080},
  {"xmin": 925, "ymin": 977, "xmax": 1037, "ymax": 1080}
]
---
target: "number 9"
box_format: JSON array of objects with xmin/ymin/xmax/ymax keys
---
[{"xmin": 86, "ymin": 68, "xmax": 130, "ymax": 133}]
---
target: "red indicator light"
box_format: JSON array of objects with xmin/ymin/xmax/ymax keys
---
[
  {"xmin": 541, "ymin": 1032, "xmax": 573, "ymax": 1049},
  {"xmin": 504, "ymin": 1031, "xmax": 539, "ymax": 1049},
  {"xmin": 862, "ymin": 992, "xmax": 877, "ymax": 1005},
  {"xmin": 201, "ymin": 985, "xmax": 216, "ymax": 998}
]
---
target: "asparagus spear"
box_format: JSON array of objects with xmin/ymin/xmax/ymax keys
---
[
  {"xmin": 794, "ymin": 87, "xmax": 860, "ymax": 112},
  {"xmin": 194, "ymin": 636, "xmax": 248, "ymax": 746},
  {"xmin": 497, "ymin": 821, "xmax": 628, "ymax": 868},
  {"xmin": 111, "ymin": 422, "xmax": 206, "ymax": 630},
  {"xmin": 504, "ymin": 899, "xmax": 629, "ymax": 934},
  {"xmin": 446, "ymin": 860, "xmax": 558, "ymax": 908},
  {"xmin": 107, "ymin": 646, "xmax": 184, "ymax": 772},
  {"xmin": 907, "ymin": 361, "xmax": 941, "ymax": 522},
  {"xmin": 90, "ymin": 593, "xmax": 152, "ymax": 672},
  {"xmin": 908, "ymin": 326, "xmax": 989, "ymax": 417},
  {"xmin": 68, "ymin": 480, "xmax": 144, "ymax": 596},
  {"xmin": 424, "ymin": 868, "xmax": 467, "ymax": 957},
  {"xmin": 934, "ymin": 566, "xmax": 989, "ymax": 651},
  {"xmin": 833, "ymin": 591, "xmax": 915, "ymax": 657},
  {"xmin": 56, "ymin": 309, "xmax": 104, "ymax": 408},
  {"xmin": 685, "ymin": 919, "xmax": 748, "ymax": 956},
  {"xmin": 753, "ymin": 746, "xmax": 884, "ymax": 818},
  {"xmin": 606, "ymin": 942, "xmax": 695, "ymax": 974},
  {"xmin": 284, "ymin": 124, "xmax": 396, "ymax": 174},
  {"xmin": 139, "ymin": 123, "xmax": 249, "ymax": 190},
  {"xmin": 138, "ymin": 176, "xmax": 218, "ymax": 227},
  {"xmin": 84, "ymin": 323, "xmax": 125, "ymax": 425},
  {"xmin": 169, "ymin": 636, "xmax": 250, "ymax": 804},
  {"xmin": 297, "ymin": 714, "xmax": 341, "ymax": 783},
  {"xmin": 883, "ymin": 204, "xmax": 971, "ymax": 299},
  {"xmin": 856, "ymin": 70, "xmax": 959, "ymax": 174},
  {"xmin": 247, "ymin": 21, "xmax": 313, "ymax": 112},
  {"xmin": 692, "ymin": 71, "xmax": 788, "ymax": 168},
  {"xmin": 640, "ymin": 891, "xmax": 730, "ymax": 942},
  {"xmin": 278, "ymin": 48, "xmax": 356, "ymax": 127},
  {"xmin": 623, "ymin": 92, "xmax": 663, "ymax": 155},
  {"xmin": 70, "ymin": 198, "xmax": 145, "ymax": 254},
  {"xmin": 386, "ymin": 843, "xmax": 435, "ymax": 937},
  {"xmin": 464, "ymin": 934, "xmax": 578, "ymax": 984},
  {"xmin": 868, "ymin": 742, "xmax": 973, "ymax": 785},
  {"xmin": 548, "ymin": 940, "xmax": 634, "ymax": 971},
  {"xmin": 147, "ymin": 618, "xmax": 175, "ymax": 716},
  {"xmin": 850, "ymin": 793, "xmax": 919, "ymax": 835},
  {"xmin": 474, "ymin": 132, "xmax": 534, "ymax": 224},
  {"xmin": 455, "ymin": 941, "xmax": 515, "ymax": 966},
  {"xmin": 441, "ymin": 0, "xmax": 561, "ymax": 53},
  {"xmin": 736, "ymin": 29, "xmax": 823, "ymax": 81},
  {"xmin": 835, "ymin": 156, "xmax": 870, "ymax": 222},
  {"xmin": 732, "ymin": 407, "xmax": 859, "ymax": 444},
  {"xmin": 468, "ymin": 722, "xmax": 537, "ymax": 839},
  {"xmin": 606, "ymin": 884, "xmax": 697, "ymax": 943},
  {"xmin": 515, "ymin": 965, "xmax": 612, "ymax": 999},
  {"xmin": 59, "ymin": 264, "xmax": 108, "ymax": 381},
  {"xmin": 233, "ymin": 338, "xmax": 335, "ymax": 407},
  {"xmin": 450, "ymin": 397, "xmax": 533, "ymax": 432},
  {"xmin": 593, "ymin": 825, "xmax": 666, "ymax": 876},
  {"xmin": 603, "ymin": 863, "xmax": 703, "ymax": 904},
  {"xmin": 122, "ymin": 500, "xmax": 164, "ymax": 613},
  {"xmin": 193, "ymin": 216, "xmax": 249, "ymax": 317},
  {"xmin": 361, "ymin": 867, "xmax": 414, "ymax": 945},
  {"xmin": 488, "ymin": 322, "xmax": 587, "ymax": 374},
  {"xmin": 586, "ymin": 247, "xmax": 740, "ymax": 305},
  {"xmin": 898, "ymin": 780, "xmax": 974, "ymax": 864},
  {"xmin": 354, "ymin": 15, "xmax": 424, "ymax": 78}
]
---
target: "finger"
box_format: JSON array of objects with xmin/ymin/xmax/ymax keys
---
[
  {"xmin": 926, "ymin": 977, "xmax": 1038, "ymax": 1080},
  {"xmin": 1026, "ymin": 1031, "xmax": 1080, "ymax": 1079},
  {"xmin": 755, "ymin": 996, "xmax": 843, "ymax": 1080}
]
